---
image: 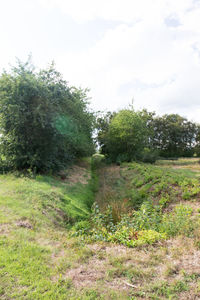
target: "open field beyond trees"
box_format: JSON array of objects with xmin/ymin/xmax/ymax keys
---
[{"xmin": 1, "ymin": 158, "xmax": 200, "ymax": 299}]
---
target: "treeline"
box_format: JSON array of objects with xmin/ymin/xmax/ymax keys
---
[
  {"xmin": 96, "ymin": 109, "xmax": 200, "ymax": 163},
  {"xmin": 0, "ymin": 58, "xmax": 199, "ymax": 173},
  {"xmin": 0, "ymin": 59, "xmax": 94, "ymax": 172}
]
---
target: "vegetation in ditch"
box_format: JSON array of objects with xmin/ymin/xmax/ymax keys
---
[
  {"xmin": 1, "ymin": 157, "xmax": 200, "ymax": 299},
  {"xmin": 72, "ymin": 159, "xmax": 200, "ymax": 249}
]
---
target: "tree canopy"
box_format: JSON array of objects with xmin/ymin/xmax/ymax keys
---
[
  {"xmin": 96, "ymin": 108, "xmax": 199, "ymax": 163},
  {"xmin": 96, "ymin": 109, "xmax": 154, "ymax": 163},
  {"xmin": 0, "ymin": 59, "xmax": 94, "ymax": 172},
  {"xmin": 151, "ymin": 114, "xmax": 197, "ymax": 157}
]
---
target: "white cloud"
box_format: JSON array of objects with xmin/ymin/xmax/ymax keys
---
[
  {"xmin": 1, "ymin": 0, "xmax": 199, "ymax": 121},
  {"xmin": 39, "ymin": 0, "xmax": 196, "ymax": 23},
  {"xmin": 52, "ymin": 1, "xmax": 200, "ymax": 122}
]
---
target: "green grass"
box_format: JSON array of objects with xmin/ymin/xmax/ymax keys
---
[
  {"xmin": 1, "ymin": 157, "xmax": 200, "ymax": 299},
  {"xmin": 82, "ymin": 158, "xmax": 200, "ymax": 249},
  {"xmin": 123, "ymin": 160, "xmax": 200, "ymax": 206},
  {"xmin": 0, "ymin": 161, "xmax": 99, "ymax": 299},
  {"xmin": 0, "ymin": 170, "xmax": 95, "ymax": 226}
]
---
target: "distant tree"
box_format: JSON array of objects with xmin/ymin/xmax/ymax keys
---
[
  {"xmin": 0, "ymin": 58, "xmax": 94, "ymax": 172},
  {"xmin": 151, "ymin": 114, "xmax": 197, "ymax": 157},
  {"xmin": 95, "ymin": 111, "xmax": 116, "ymax": 154},
  {"xmin": 97, "ymin": 109, "xmax": 154, "ymax": 163},
  {"xmin": 96, "ymin": 109, "xmax": 199, "ymax": 162},
  {"xmin": 194, "ymin": 125, "xmax": 200, "ymax": 157}
]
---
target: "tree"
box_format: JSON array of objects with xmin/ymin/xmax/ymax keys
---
[
  {"xmin": 97, "ymin": 109, "xmax": 153, "ymax": 162},
  {"xmin": 96, "ymin": 108, "xmax": 199, "ymax": 162},
  {"xmin": 0, "ymin": 59, "xmax": 94, "ymax": 172},
  {"xmin": 151, "ymin": 114, "xmax": 197, "ymax": 157},
  {"xmin": 95, "ymin": 111, "xmax": 116, "ymax": 154}
]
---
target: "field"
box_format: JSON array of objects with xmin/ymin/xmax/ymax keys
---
[{"xmin": 1, "ymin": 158, "xmax": 200, "ymax": 299}]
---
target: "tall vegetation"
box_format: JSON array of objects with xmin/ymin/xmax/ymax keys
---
[
  {"xmin": 96, "ymin": 108, "xmax": 199, "ymax": 162},
  {"xmin": 151, "ymin": 114, "xmax": 197, "ymax": 157},
  {"xmin": 0, "ymin": 59, "xmax": 94, "ymax": 172}
]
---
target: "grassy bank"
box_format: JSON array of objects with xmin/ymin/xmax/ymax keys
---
[
  {"xmin": 0, "ymin": 160, "xmax": 100, "ymax": 299},
  {"xmin": 1, "ymin": 158, "xmax": 200, "ymax": 299}
]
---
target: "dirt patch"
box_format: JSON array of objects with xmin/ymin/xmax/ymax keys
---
[
  {"xmin": 0, "ymin": 223, "xmax": 11, "ymax": 235},
  {"xmin": 65, "ymin": 257, "xmax": 106, "ymax": 288},
  {"xmin": 16, "ymin": 220, "xmax": 33, "ymax": 229},
  {"xmin": 51, "ymin": 249, "xmax": 66, "ymax": 265},
  {"xmin": 64, "ymin": 243, "xmax": 131, "ymax": 289},
  {"xmin": 174, "ymin": 249, "xmax": 200, "ymax": 275},
  {"xmin": 65, "ymin": 243, "xmax": 155, "ymax": 291},
  {"xmin": 50, "ymin": 238, "xmax": 200, "ymax": 295},
  {"xmin": 61, "ymin": 165, "xmax": 91, "ymax": 185},
  {"xmin": 106, "ymin": 278, "xmax": 134, "ymax": 291},
  {"xmin": 153, "ymin": 238, "xmax": 200, "ymax": 283},
  {"xmin": 88, "ymin": 243, "xmax": 128, "ymax": 255},
  {"xmin": 38, "ymin": 238, "xmax": 61, "ymax": 249}
]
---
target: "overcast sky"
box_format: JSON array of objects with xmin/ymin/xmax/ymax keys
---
[{"xmin": 1, "ymin": 0, "xmax": 200, "ymax": 121}]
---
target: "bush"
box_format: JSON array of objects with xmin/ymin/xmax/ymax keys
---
[
  {"xmin": 140, "ymin": 148, "xmax": 158, "ymax": 164},
  {"xmin": 97, "ymin": 109, "xmax": 151, "ymax": 163},
  {"xmin": 73, "ymin": 201, "xmax": 197, "ymax": 247},
  {"xmin": 0, "ymin": 59, "xmax": 94, "ymax": 172},
  {"xmin": 160, "ymin": 205, "xmax": 194, "ymax": 237},
  {"xmin": 72, "ymin": 220, "xmax": 92, "ymax": 236}
]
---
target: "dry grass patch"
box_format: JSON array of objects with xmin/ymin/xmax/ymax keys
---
[
  {"xmin": 0, "ymin": 223, "xmax": 11, "ymax": 235},
  {"xmin": 65, "ymin": 258, "xmax": 106, "ymax": 288},
  {"xmin": 63, "ymin": 165, "xmax": 91, "ymax": 185}
]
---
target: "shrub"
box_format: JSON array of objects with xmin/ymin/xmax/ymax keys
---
[
  {"xmin": 140, "ymin": 148, "xmax": 159, "ymax": 164},
  {"xmin": 72, "ymin": 220, "xmax": 92, "ymax": 236},
  {"xmin": 74, "ymin": 201, "xmax": 197, "ymax": 247},
  {"xmin": 160, "ymin": 205, "xmax": 194, "ymax": 237},
  {"xmin": 0, "ymin": 59, "xmax": 94, "ymax": 172}
]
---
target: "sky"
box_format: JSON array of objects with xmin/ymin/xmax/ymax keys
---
[{"xmin": 0, "ymin": 0, "xmax": 200, "ymax": 121}]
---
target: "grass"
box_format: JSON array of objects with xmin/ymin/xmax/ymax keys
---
[
  {"xmin": 83, "ymin": 158, "xmax": 199, "ymax": 249},
  {"xmin": 0, "ymin": 160, "xmax": 100, "ymax": 299},
  {"xmin": 0, "ymin": 166, "xmax": 95, "ymax": 226},
  {"xmin": 1, "ymin": 157, "xmax": 200, "ymax": 299}
]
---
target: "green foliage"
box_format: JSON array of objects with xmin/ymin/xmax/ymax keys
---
[
  {"xmin": 0, "ymin": 163, "xmax": 97, "ymax": 227},
  {"xmin": 151, "ymin": 113, "xmax": 197, "ymax": 158},
  {"xmin": 129, "ymin": 189, "xmax": 148, "ymax": 209},
  {"xmin": 88, "ymin": 202, "xmax": 166, "ymax": 246},
  {"xmin": 149, "ymin": 279, "xmax": 188, "ymax": 298},
  {"xmin": 96, "ymin": 109, "xmax": 199, "ymax": 161},
  {"xmin": 128, "ymin": 162, "xmax": 200, "ymax": 206},
  {"xmin": 140, "ymin": 148, "xmax": 158, "ymax": 164},
  {"xmin": 72, "ymin": 220, "xmax": 92, "ymax": 236},
  {"xmin": 160, "ymin": 205, "xmax": 194, "ymax": 237},
  {"xmin": 1, "ymin": 157, "xmax": 200, "ymax": 298},
  {"xmin": 0, "ymin": 160, "xmax": 99, "ymax": 299},
  {"xmin": 107, "ymin": 109, "xmax": 151, "ymax": 162},
  {"xmin": 75, "ymin": 199, "xmax": 196, "ymax": 247},
  {"xmin": 96, "ymin": 109, "xmax": 156, "ymax": 163},
  {"xmin": 0, "ymin": 58, "xmax": 94, "ymax": 172}
]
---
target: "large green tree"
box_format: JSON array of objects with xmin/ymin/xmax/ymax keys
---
[
  {"xmin": 0, "ymin": 59, "xmax": 94, "ymax": 172},
  {"xmin": 97, "ymin": 109, "xmax": 153, "ymax": 162},
  {"xmin": 97, "ymin": 109, "xmax": 199, "ymax": 162},
  {"xmin": 151, "ymin": 114, "xmax": 197, "ymax": 157}
]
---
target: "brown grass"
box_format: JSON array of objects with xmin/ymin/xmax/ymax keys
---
[{"xmin": 60, "ymin": 165, "xmax": 91, "ymax": 185}]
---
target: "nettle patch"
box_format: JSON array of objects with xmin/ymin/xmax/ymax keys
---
[
  {"xmin": 71, "ymin": 201, "xmax": 198, "ymax": 248},
  {"xmin": 71, "ymin": 161, "xmax": 200, "ymax": 248}
]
